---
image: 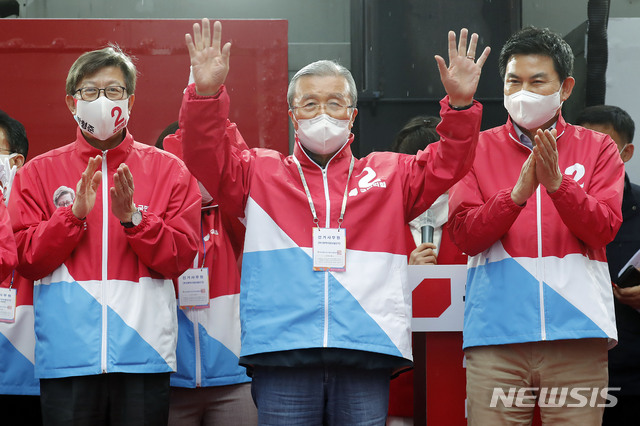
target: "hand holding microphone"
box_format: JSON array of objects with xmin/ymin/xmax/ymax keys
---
[{"xmin": 411, "ymin": 210, "xmax": 438, "ymax": 265}]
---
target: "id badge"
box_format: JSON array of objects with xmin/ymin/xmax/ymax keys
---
[
  {"xmin": 313, "ymin": 227, "xmax": 347, "ymax": 271},
  {"xmin": 0, "ymin": 287, "xmax": 17, "ymax": 323},
  {"xmin": 178, "ymin": 268, "xmax": 210, "ymax": 309}
]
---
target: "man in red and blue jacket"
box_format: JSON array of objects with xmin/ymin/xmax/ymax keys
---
[
  {"xmin": 160, "ymin": 129, "xmax": 257, "ymax": 425},
  {"xmin": 449, "ymin": 27, "xmax": 624, "ymax": 425},
  {"xmin": 9, "ymin": 46, "xmax": 201, "ymax": 425},
  {"xmin": 179, "ymin": 19, "xmax": 490, "ymax": 424},
  {"xmin": 0, "ymin": 110, "xmax": 42, "ymax": 425}
]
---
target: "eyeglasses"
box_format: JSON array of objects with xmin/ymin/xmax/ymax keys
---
[
  {"xmin": 0, "ymin": 148, "xmax": 11, "ymax": 154},
  {"xmin": 74, "ymin": 86, "xmax": 127, "ymax": 101},
  {"xmin": 291, "ymin": 101, "xmax": 355, "ymax": 118}
]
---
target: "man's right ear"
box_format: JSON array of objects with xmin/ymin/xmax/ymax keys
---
[
  {"xmin": 11, "ymin": 154, "xmax": 25, "ymax": 169},
  {"xmin": 622, "ymin": 143, "xmax": 635, "ymax": 163},
  {"xmin": 65, "ymin": 95, "xmax": 77, "ymax": 115}
]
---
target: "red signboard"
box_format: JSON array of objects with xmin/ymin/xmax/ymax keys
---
[{"xmin": 0, "ymin": 19, "xmax": 289, "ymax": 159}]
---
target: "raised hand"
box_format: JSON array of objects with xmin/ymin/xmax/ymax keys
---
[
  {"xmin": 533, "ymin": 129, "xmax": 562, "ymax": 193},
  {"xmin": 185, "ymin": 18, "xmax": 231, "ymax": 96},
  {"xmin": 434, "ymin": 29, "xmax": 491, "ymax": 107},
  {"xmin": 72, "ymin": 155, "xmax": 102, "ymax": 219},
  {"xmin": 110, "ymin": 163, "xmax": 137, "ymax": 223}
]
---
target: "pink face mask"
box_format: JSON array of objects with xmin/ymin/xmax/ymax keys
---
[
  {"xmin": 295, "ymin": 113, "xmax": 351, "ymax": 155},
  {"xmin": 504, "ymin": 87, "xmax": 563, "ymax": 130}
]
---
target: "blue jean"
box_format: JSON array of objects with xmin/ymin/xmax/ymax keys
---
[{"xmin": 251, "ymin": 365, "xmax": 390, "ymax": 426}]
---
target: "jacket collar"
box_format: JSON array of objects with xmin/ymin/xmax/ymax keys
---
[
  {"xmin": 74, "ymin": 127, "xmax": 134, "ymax": 167},
  {"xmin": 505, "ymin": 112, "xmax": 568, "ymax": 145}
]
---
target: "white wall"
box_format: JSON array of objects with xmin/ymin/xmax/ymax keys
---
[{"xmin": 607, "ymin": 17, "xmax": 640, "ymax": 183}]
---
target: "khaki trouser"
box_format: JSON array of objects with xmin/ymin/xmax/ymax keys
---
[
  {"xmin": 168, "ymin": 382, "xmax": 257, "ymax": 426},
  {"xmin": 466, "ymin": 338, "xmax": 609, "ymax": 426}
]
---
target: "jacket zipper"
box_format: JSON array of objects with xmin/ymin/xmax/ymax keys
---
[
  {"xmin": 191, "ymin": 253, "xmax": 202, "ymax": 386},
  {"xmin": 538, "ymin": 127, "xmax": 564, "ymax": 340},
  {"xmin": 508, "ymin": 130, "xmax": 547, "ymax": 340},
  {"xmin": 297, "ymin": 147, "xmax": 341, "ymax": 349},
  {"xmin": 101, "ymin": 151, "xmax": 109, "ymax": 373},
  {"xmin": 321, "ymin": 167, "xmax": 330, "ymax": 348},
  {"xmin": 536, "ymin": 182, "xmax": 546, "ymax": 340},
  {"xmin": 194, "ymin": 309, "xmax": 202, "ymax": 386}
]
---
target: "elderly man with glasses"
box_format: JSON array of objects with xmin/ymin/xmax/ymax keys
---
[
  {"xmin": 179, "ymin": 19, "xmax": 490, "ymax": 425},
  {"xmin": 8, "ymin": 45, "xmax": 201, "ymax": 425}
]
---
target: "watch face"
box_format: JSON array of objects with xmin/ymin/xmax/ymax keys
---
[{"xmin": 131, "ymin": 210, "xmax": 142, "ymax": 226}]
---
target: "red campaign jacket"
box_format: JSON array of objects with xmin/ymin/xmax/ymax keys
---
[
  {"xmin": 448, "ymin": 115, "xmax": 624, "ymax": 349},
  {"xmin": 179, "ymin": 84, "xmax": 482, "ymax": 365},
  {"xmin": 0, "ymin": 271, "xmax": 38, "ymax": 395},
  {"xmin": 0, "ymin": 199, "xmax": 17, "ymax": 280},
  {"xmin": 0, "ymin": 197, "xmax": 35, "ymax": 394},
  {"xmin": 163, "ymin": 129, "xmax": 250, "ymax": 387},
  {"xmin": 9, "ymin": 128, "xmax": 201, "ymax": 379}
]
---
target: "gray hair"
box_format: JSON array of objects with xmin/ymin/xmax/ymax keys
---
[
  {"xmin": 287, "ymin": 60, "xmax": 358, "ymax": 108},
  {"xmin": 66, "ymin": 44, "xmax": 137, "ymax": 96}
]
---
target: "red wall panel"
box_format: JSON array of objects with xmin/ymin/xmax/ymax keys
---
[{"xmin": 0, "ymin": 19, "xmax": 289, "ymax": 159}]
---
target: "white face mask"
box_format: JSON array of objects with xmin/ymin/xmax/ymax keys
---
[
  {"xmin": 0, "ymin": 153, "xmax": 18, "ymax": 204},
  {"xmin": 295, "ymin": 114, "xmax": 351, "ymax": 155},
  {"xmin": 75, "ymin": 96, "xmax": 129, "ymax": 141},
  {"xmin": 504, "ymin": 86, "xmax": 563, "ymax": 130}
]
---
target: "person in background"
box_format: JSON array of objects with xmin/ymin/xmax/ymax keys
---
[
  {"xmin": 448, "ymin": 26, "xmax": 624, "ymax": 425},
  {"xmin": 156, "ymin": 123, "xmax": 257, "ymax": 426},
  {"xmin": 9, "ymin": 45, "xmax": 201, "ymax": 425},
  {"xmin": 180, "ymin": 18, "xmax": 489, "ymax": 425},
  {"xmin": 387, "ymin": 115, "xmax": 468, "ymax": 426},
  {"xmin": 576, "ymin": 105, "xmax": 639, "ymax": 426},
  {"xmin": 0, "ymin": 193, "xmax": 16, "ymax": 279},
  {"xmin": 391, "ymin": 115, "xmax": 467, "ymax": 266},
  {"xmin": 0, "ymin": 110, "xmax": 39, "ymax": 425}
]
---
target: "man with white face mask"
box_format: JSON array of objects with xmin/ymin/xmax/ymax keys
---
[
  {"xmin": 448, "ymin": 27, "xmax": 625, "ymax": 425},
  {"xmin": 180, "ymin": 19, "xmax": 490, "ymax": 425},
  {"xmin": 0, "ymin": 110, "xmax": 42, "ymax": 425},
  {"xmin": 0, "ymin": 184, "xmax": 17, "ymax": 283},
  {"xmin": 8, "ymin": 46, "xmax": 202, "ymax": 425},
  {"xmin": 0, "ymin": 110, "xmax": 26, "ymax": 204}
]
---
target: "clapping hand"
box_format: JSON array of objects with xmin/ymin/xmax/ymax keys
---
[{"xmin": 72, "ymin": 155, "xmax": 102, "ymax": 219}]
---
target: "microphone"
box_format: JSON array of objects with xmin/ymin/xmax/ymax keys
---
[{"xmin": 420, "ymin": 210, "xmax": 435, "ymax": 244}]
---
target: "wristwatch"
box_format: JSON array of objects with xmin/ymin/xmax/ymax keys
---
[{"xmin": 121, "ymin": 209, "xmax": 142, "ymax": 228}]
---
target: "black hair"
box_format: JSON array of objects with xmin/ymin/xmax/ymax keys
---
[
  {"xmin": 576, "ymin": 105, "xmax": 635, "ymax": 144},
  {"xmin": 498, "ymin": 26, "xmax": 574, "ymax": 82},
  {"xmin": 390, "ymin": 116, "xmax": 441, "ymax": 155},
  {"xmin": 0, "ymin": 109, "xmax": 29, "ymax": 159},
  {"xmin": 155, "ymin": 121, "xmax": 179, "ymax": 150}
]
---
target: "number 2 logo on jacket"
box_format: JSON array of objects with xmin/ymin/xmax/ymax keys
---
[
  {"xmin": 564, "ymin": 163, "xmax": 585, "ymax": 188},
  {"xmin": 348, "ymin": 167, "xmax": 387, "ymax": 197}
]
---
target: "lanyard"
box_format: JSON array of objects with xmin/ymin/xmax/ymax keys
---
[
  {"xmin": 199, "ymin": 216, "xmax": 207, "ymax": 269},
  {"xmin": 192, "ymin": 209, "xmax": 214, "ymax": 269},
  {"xmin": 292, "ymin": 155, "xmax": 355, "ymax": 229}
]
